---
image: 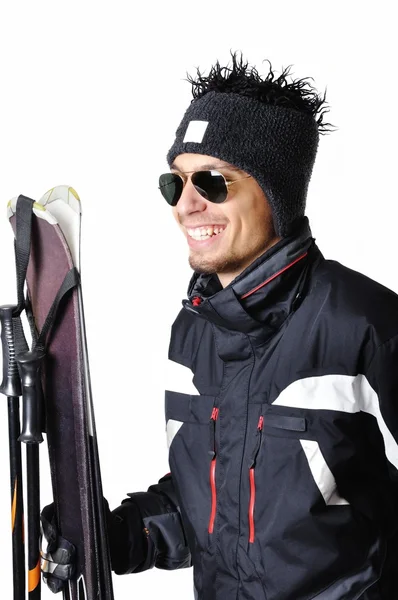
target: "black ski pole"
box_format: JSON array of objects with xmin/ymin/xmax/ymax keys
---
[
  {"xmin": 18, "ymin": 349, "xmax": 45, "ymax": 600},
  {"xmin": 0, "ymin": 305, "xmax": 25, "ymax": 600}
]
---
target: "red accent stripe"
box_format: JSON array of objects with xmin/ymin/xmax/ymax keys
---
[
  {"xmin": 208, "ymin": 458, "xmax": 217, "ymax": 533},
  {"xmin": 249, "ymin": 468, "xmax": 256, "ymax": 543},
  {"xmin": 241, "ymin": 251, "xmax": 308, "ymax": 300}
]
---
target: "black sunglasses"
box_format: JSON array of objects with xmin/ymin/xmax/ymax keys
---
[{"xmin": 158, "ymin": 168, "xmax": 251, "ymax": 206}]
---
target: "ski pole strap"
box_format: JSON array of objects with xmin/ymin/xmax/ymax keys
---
[
  {"xmin": 40, "ymin": 503, "xmax": 76, "ymax": 592},
  {"xmin": 40, "ymin": 543, "xmax": 75, "ymax": 583},
  {"xmin": 13, "ymin": 195, "xmax": 35, "ymax": 317},
  {"xmin": 24, "ymin": 293, "xmax": 39, "ymax": 348},
  {"xmin": 34, "ymin": 267, "xmax": 80, "ymax": 353},
  {"xmin": 17, "ymin": 268, "xmax": 80, "ymax": 443}
]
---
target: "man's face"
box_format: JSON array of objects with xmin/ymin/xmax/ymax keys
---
[{"xmin": 170, "ymin": 153, "xmax": 281, "ymax": 287}]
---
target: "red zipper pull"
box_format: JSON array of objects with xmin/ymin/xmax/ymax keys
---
[
  {"xmin": 209, "ymin": 407, "xmax": 219, "ymax": 459},
  {"xmin": 192, "ymin": 296, "xmax": 202, "ymax": 306},
  {"xmin": 249, "ymin": 415, "xmax": 264, "ymax": 469},
  {"xmin": 211, "ymin": 407, "xmax": 219, "ymax": 421}
]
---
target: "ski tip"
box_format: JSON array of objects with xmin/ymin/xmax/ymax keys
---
[
  {"xmin": 6, "ymin": 185, "xmax": 81, "ymax": 224},
  {"xmin": 7, "ymin": 196, "xmax": 57, "ymax": 224},
  {"xmin": 68, "ymin": 186, "xmax": 80, "ymax": 201},
  {"xmin": 39, "ymin": 185, "xmax": 82, "ymax": 215},
  {"xmin": 7, "ymin": 197, "xmax": 15, "ymax": 217}
]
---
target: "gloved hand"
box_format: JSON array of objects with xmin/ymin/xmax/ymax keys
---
[{"xmin": 40, "ymin": 503, "xmax": 76, "ymax": 593}]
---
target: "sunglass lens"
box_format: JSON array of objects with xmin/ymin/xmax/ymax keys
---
[
  {"xmin": 159, "ymin": 173, "xmax": 183, "ymax": 206},
  {"xmin": 192, "ymin": 171, "xmax": 227, "ymax": 203}
]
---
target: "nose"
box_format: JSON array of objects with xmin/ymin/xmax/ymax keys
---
[{"xmin": 175, "ymin": 177, "xmax": 207, "ymax": 219}]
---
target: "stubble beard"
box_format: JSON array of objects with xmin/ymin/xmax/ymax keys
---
[
  {"xmin": 188, "ymin": 240, "xmax": 262, "ymax": 276},
  {"xmin": 188, "ymin": 231, "xmax": 278, "ymax": 277},
  {"xmin": 188, "ymin": 249, "xmax": 244, "ymax": 275}
]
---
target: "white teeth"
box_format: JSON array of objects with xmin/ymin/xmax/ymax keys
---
[{"xmin": 187, "ymin": 226, "xmax": 225, "ymax": 240}]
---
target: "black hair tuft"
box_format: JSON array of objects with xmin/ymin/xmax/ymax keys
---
[{"xmin": 186, "ymin": 50, "xmax": 335, "ymax": 135}]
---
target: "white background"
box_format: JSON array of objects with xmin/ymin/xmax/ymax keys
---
[{"xmin": 0, "ymin": 1, "xmax": 397, "ymax": 598}]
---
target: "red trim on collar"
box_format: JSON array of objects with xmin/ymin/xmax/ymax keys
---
[{"xmin": 240, "ymin": 251, "xmax": 308, "ymax": 300}]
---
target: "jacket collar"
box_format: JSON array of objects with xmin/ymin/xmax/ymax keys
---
[{"xmin": 182, "ymin": 217, "xmax": 321, "ymax": 338}]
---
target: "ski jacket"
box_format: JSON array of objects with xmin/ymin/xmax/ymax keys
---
[{"xmin": 110, "ymin": 217, "xmax": 398, "ymax": 599}]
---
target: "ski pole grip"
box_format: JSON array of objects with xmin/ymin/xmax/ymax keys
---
[
  {"xmin": 17, "ymin": 350, "xmax": 45, "ymax": 444},
  {"xmin": 0, "ymin": 305, "xmax": 22, "ymax": 398}
]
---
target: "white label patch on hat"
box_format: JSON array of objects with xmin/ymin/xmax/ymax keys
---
[{"xmin": 183, "ymin": 120, "xmax": 209, "ymax": 143}]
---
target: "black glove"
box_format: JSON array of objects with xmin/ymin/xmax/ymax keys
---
[{"xmin": 40, "ymin": 503, "xmax": 76, "ymax": 593}]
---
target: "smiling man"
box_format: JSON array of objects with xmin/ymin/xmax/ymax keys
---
[
  {"xmin": 168, "ymin": 155, "xmax": 280, "ymax": 288},
  {"xmin": 43, "ymin": 53, "xmax": 398, "ymax": 600}
]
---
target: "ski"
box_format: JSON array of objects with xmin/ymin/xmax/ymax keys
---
[{"xmin": 5, "ymin": 187, "xmax": 114, "ymax": 599}]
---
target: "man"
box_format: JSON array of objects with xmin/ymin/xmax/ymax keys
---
[{"xmin": 45, "ymin": 53, "xmax": 398, "ymax": 599}]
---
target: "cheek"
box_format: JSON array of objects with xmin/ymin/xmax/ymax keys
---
[
  {"xmin": 223, "ymin": 191, "xmax": 271, "ymax": 239},
  {"xmin": 238, "ymin": 206, "xmax": 266, "ymax": 236},
  {"xmin": 246, "ymin": 196, "xmax": 272, "ymax": 232},
  {"xmin": 172, "ymin": 207, "xmax": 180, "ymax": 225}
]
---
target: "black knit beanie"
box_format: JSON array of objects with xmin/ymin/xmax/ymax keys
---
[{"xmin": 166, "ymin": 57, "xmax": 329, "ymax": 238}]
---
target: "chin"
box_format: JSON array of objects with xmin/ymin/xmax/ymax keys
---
[
  {"xmin": 189, "ymin": 254, "xmax": 217, "ymax": 275},
  {"xmin": 189, "ymin": 252, "xmax": 239, "ymax": 276}
]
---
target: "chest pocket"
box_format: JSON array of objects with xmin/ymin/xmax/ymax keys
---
[
  {"xmin": 165, "ymin": 390, "xmax": 215, "ymax": 448},
  {"xmin": 244, "ymin": 404, "xmax": 381, "ymax": 600},
  {"xmin": 260, "ymin": 410, "xmax": 348, "ymax": 505},
  {"xmin": 165, "ymin": 390, "xmax": 216, "ymax": 551},
  {"xmin": 262, "ymin": 412, "xmax": 307, "ymax": 435},
  {"xmin": 247, "ymin": 402, "xmax": 349, "ymax": 541}
]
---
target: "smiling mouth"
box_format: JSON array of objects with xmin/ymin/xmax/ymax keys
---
[{"xmin": 186, "ymin": 225, "xmax": 227, "ymax": 241}]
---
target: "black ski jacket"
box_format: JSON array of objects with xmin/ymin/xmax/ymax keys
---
[{"xmin": 109, "ymin": 217, "xmax": 398, "ymax": 599}]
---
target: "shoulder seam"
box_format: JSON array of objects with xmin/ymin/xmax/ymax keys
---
[{"xmin": 366, "ymin": 330, "xmax": 398, "ymax": 373}]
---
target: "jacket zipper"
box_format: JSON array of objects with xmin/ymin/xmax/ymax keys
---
[
  {"xmin": 249, "ymin": 415, "xmax": 263, "ymax": 544},
  {"xmin": 208, "ymin": 407, "xmax": 219, "ymax": 534}
]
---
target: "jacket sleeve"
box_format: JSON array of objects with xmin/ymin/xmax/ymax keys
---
[
  {"xmin": 106, "ymin": 473, "xmax": 191, "ymax": 575},
  {"xmin": 363, "ymin": 334, "xmax": 398, "ymax": 519},
  {"xmin": 364, "ymin": 334, "xmax": 398, "ymax": 463}
]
